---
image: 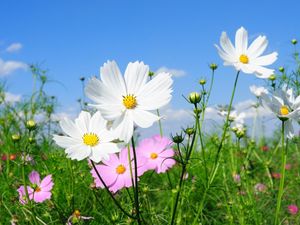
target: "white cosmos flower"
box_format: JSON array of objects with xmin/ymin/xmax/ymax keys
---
[
  {"xmin": 260, "ymin": 87, "xmax": 300, "ymax": 138},
  {"xmin": 249, "ymin": 85, "xmax": 268, "ymax": 97},
  {"xmin": 53, "ymin": 111, "xmax": 120, "ymax": 163},
  {"xmin": 219, "ymin": 110, "xmax": 245, "ymax": 124},
  {"xmin": 85, "ymin": 60, "xmax": 173, "ymax": 143},
  {"xmin": 215, "ymin": 27, "xmax": 278, "ymax": 78}
]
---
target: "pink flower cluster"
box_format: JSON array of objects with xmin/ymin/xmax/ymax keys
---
[
  {"xmin": 91, "ymin": 135, "xmax": 176, "ymax": 193},
  {"xmin": 17, "ymin": 171, "xmax": 54, "ymax": 204}
]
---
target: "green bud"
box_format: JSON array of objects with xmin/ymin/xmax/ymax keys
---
[
  {"xmin": 268, "ymin": 74, "xmax": 276, "ymax": 81},
  {"xmin": 184, "ymin": 127, "xmax": 195, "ymax": 136},
  {"xmin": 148, "ymin": 71, "xmax": 155, "ymax": 77},
  {"xmin": 188, "ymin": 92, "xmax": 201, "ymax": 104},
  {"xmin": 278, "ymin": 67, "xmax": 284, "ymax": 73},
  {"xmin": 11, "ymin": 134, "xmax": 21, "ymax": 142},
  {"xmin": 199, "ymin": 79, "xmax": 206, "ymax": 85},
  {"xmin": 209, "ymin": 63, "xmax": 218, "ymax": 71},
  {"xmin": 26, "ymin": 120, "xmax": 36, "ymax": 130},
  {"xmin": 292, "ymin": 39, "xmax": 298, "ymax": 45},
  {"xmin": 172, "ymin": 133, "xmax": 184, "ymax": 144}
]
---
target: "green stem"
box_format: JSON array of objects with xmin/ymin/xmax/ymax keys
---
[
  {"xmin": 192, "ymin": 70, "xmax": 240, "ymax": 224},
  {"xmin": 156, "ymin": 109, "xmax": 163, "ymax": 137},
  {"xmin": 131, "ymin": 137, "xmax": 142, "ymax": 225},
  {"xmin": 274, "ymin": 120, "xmax": 287, "ymax": 225}
]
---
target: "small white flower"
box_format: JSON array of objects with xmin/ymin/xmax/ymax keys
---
[
  {"xmin": 249, "ymin": 85, "xmax": 268, "ymax": 97},
  {"xmin": 53, "ymin": 111, "xmax": 120, "ymax": 163},
  {"xmin": 215, "ymin": 27, "xmax": 278, "ymax": 78},
  {"xmin": 219, "ymin": 110, "xmax": 245, "ymax": 124},
  {"xmin": 260, "ymin": 87, "xmax": 300, "ymax": 138},
  {"xmin": 85, "ymin": 60, "xmax": 173, "ymax": 143}
]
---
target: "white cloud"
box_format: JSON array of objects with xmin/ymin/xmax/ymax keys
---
[
  {"xmin": 0, "ymin": 58, "xmax": 27, "ymax": 76},
  {"xmin": 6, "ymin": 43, "xmax": 22, "ymax": 53},
  {"xmin": 4, "ymin": 92, "xmax": 21, "ymax": 102},
  {"xmin": 156, "ymin": 66, "xmax": 187, "ymax": 78}
]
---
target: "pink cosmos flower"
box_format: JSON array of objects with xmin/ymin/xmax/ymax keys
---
[
  {"xmin": 91, "ymin": 147, "xmax": 144, "ymax": 193},
  {"xmin": 136, "ymin": 135, "xmax": 176, "ymax": 174},
  {"xmin": 288, "ymin": 204, "xmax": 298, "ymax": 215},
  {"xmin": 254, "ymin": 183, "xmax": 267, "ymax": 192},
  {"xmin": 233, "ymin": 173, "xmax": 241, "ymax": 183},
  {"xmin": 17, "ymin": 171, "xmax": 54, "ymax": 204},
  {"xmin": 285, "ymin": 163, "xmax": 292, "ymax": 170}
]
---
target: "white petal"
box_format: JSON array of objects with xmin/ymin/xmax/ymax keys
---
[
  {"xmin": 75, "ymin": 111, "xmax": 91, "ymax": 134},
  {"xmin": 124, "ymin": 61, "xmax": 149, "ymax": 94},
  {"xmin": 285, "ymin": 120, "xmax": 294, "ymax": 139},
  {"xmin": 132, "ymin": 109, "xmax": 160, "ymax": 128},
  {"xmin": 251, "ymin": 52, "xmax": 278, "ymax": 66},
  {"xmin": 260, "ymin": 93, "xmax": 281, "ymax": 114},
  {"xmin": 112, "ymin": 111, "xmax": 134, "ymax": 143},
  {"xmin": 137, "ymin": 72, "xmax": 173, "ymax": 111},
  {"xmin": 66, "ymin": 144, "xmax": 91, "ymax": 161},
  {"xmin": 53, "ymin": 135, "xmax": 81, "ymax": 148},
  {"xmin": 240, "ymin": 64, "xmax": 256, "ymax": 74},
  {"xmin": 90, "ymin": 143, "xmax": 120, "ymax": 163},
  {"xmin": 89, "ymin": 111, "xmax": 107, "ymax": 134},
  {"xmin": 235, "ymin": 27, "xmax": 248, "ymax": 55},
  {"xmin": 247, "ymin": 36, "xmax": 267, "ymax": 58},
  {"xmin": 100, "ymin": 60, "xmax": 126, "ymax": 97},
  {"xmin": 220, "ymin": 32, "xmax": 237, "ymax": 57},
  {"xmin": 60, "ymin": 118, "xmax": 82, "ymax": 138},
  {"xmin": 252, "ymin": 65, "xmax": 274, "ymax": 79},
  {"xmin": 215, "ymin": 45, "xmax": 236, "ymax": 63}
]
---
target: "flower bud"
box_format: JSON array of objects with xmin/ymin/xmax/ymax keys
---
[
  {"xmin": 291, "ymin": 39, "xmax": 298, "ymax": 45},
  {"xmin": 188, "ymin": 92, "xmax": 201, "ymax": 104},
  {"xmin": 278, "ymin": 67, "xmax": 284, "ymax": 73},
  {"xmin": 28, "ymin": 137, "xmax": 35, "ymax": 144},
  {"xmin": 11, "ymin": 134, "xmax": 20, "ymax": 142},
  {"xmin": 209, "ymin": 63, "xmax": 218, "ymax": 71},
  {"xmin": 184, "ymin": 127, "xmax": 195, "ymax": 136},
  {"xmin": 172, "ymin": 133, "xmax": 184, "ymax": 144},
  {"xmin": 268, "ymin": 74, "xmax": 276, "ymax": 81},
  {"xmin": 199, "ymin": 79, "xmax": 206, "ymax": 85},
  {"xmin": 79, "ymin": 76, "xmax": 85, "ymax": 81},
  {"xmin": 26, "ymin": 120, "xmax": 36, "ymax": 130},
  {"xmin": 148, "ymin": 71, "xmax": 154, "ymax": 77}
]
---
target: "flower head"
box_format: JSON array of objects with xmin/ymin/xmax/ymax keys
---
[
  {"xmin": 136, "ymin": 135, "xmax": 176, "ymax": 174},
  {"xmin": 53, "ymin": 111, "xmax": 120, "ymax": 163},
  {"xmin": 215, "ymin": 27, "xmax": 278, "ymax": 78},
  {"xmin": 260, "ymin": 86, "xmax": 300, "ymax": 138},
  {"xmin": 85, "ymin": 61, "xmax": 173, "ymax": 143},
  {"xmin": 91, "ymin": 147, "xmax": 144, "ymax": 193},
  {"xmin": 288, "ymin": 204, "xmax": 298, "ymax": 215},
  {"xmin": 249, "ymin": 85, "xmax": 268, "ymax": 98},
  {"xmin": 17, "ymin": 171, "xmax": 53, "ymax": 204},
  {"xmin": 67, "ymin": 210, "xmax": 93, "ymax": 225},
  {"xmin": 254, "ymin": 183, "xmax": 267, "ymax": 193}
]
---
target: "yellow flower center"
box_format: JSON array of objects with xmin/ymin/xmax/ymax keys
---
[
  {"xmin": 116, "ymin": 164, "xmax": 126, "ymax": 174},
  {"xmin": 123, "ymin": 94, "xmax": 137, "ymax": 109},
  {"xmin": 239, "ymin": 54, "xmax": 249, "ymax": 64},
  {"xmin": 280, "ymin": 105, "xmax": 289, "ymax": 115},
  {"xmin": 150, "ymin": 153, "xmax": 158, "ymax": 159},
  {"xmin": 82, "ymin": 133, "xmax": 99, "ymax": 146},
  {"xmin": 73, "ymin": 209, "xmax": 81, "ymax": 218},
  {"xmin": 35, "ymin": 186, "xmax": 41, "ymax": 192}
]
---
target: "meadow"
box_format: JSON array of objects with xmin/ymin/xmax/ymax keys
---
[{"xmin": 1, "ymin": 27, "xmax": 300, "ymax": 225}]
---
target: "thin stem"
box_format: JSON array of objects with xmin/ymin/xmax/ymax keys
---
[
  {"xmin": 193, "ymin": 70, "xmax": 240, "ymax": 224},
  {"xmin": 156, "ymin": 109, "xmax": 163, "ymax": 137},
  {"xmin": 274, "ymin": 120, "xmax": 287, "ymax": 225},
  {"xmin": 90, "ymin": 161, "xmax": 135, "ymax": 219},
  {"xmin": 131, "ymin": 137, "xmax": 142, "ymax": 225}
]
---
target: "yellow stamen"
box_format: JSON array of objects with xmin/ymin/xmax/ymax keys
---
[
  {"xmin": 116, "ymin": 165, "xmax": 126, "ymax": 174},
  {"xmin": 35, "ymin": 186, "xmax": 41, "ymax": 192},
  {"xmin": 239, "ymin": 54, "xmax": 249, "ymax": 64},
  {"xmin": 82, "ymin": 133, "xmax": 99, "ymax": 146},
  {"xmin": 123, "ymin": 94, "xmax": 137, "ymax": 109},
  {"xmin": 150, "ymin": 153, "xmax": 158, "ymax": 159},
  {"xmin": 280, "ymin": 105, "xmax": 289, "ymax": 116},
  {"xmin": 73, "ymin": 209, "xmax": 81, "ymax": 217}
]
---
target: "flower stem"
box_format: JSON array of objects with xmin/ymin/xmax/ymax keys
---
[
  {"xmin": 131, "ymin": 137, "xmax": 142, "ymax": 225},
  {"xmin": 193, "ymin": 70, "xmax": 240, "ymax": 224},
  {"xmin": 90, "ymin": 161, "xmax": 135, "ymax": 219},
  {"xmin": 274, "ymin": 120, "xmax": 287, "ymax": 225}
]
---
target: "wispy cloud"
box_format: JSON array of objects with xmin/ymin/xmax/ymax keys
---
[
  {"xmin": 0, "ymin": 58, "xmax": 27, "ymax": 76},
  {"xmin": 156, "ymin": 66, "xmax": 187, "ymax": 78},
  {"xmin": 6, "ymin": 43, "xmax": 22, "ymax": 53}
]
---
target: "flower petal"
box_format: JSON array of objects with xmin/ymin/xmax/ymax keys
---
[
  {"xmin": 65, "ymin": 144, "xmax": 91, "ymax": 161},
  {"xmin": 60, "ymin": 118, "xmax": 82, "ymax": 139},
  {"xmin": 251, "ymin": 52, "xmax": 278, "ymax": 66},
  {"xmin": 124, "ymin": 61, "xmax": 149, "ymax": 94},
  {"xmin": 40, "ymin": 175, "xmax": 54, "ymax": 192},
  {"xmin": 220, "ymin": 31, "xmax": 237, "ymax": 57},
  {"xmin": 132, "ymin": 109, "xmax": 159, "ymax": 128},
  {"xmin": 247, "ymin": 35, "xmax": 268, "ymax": 58},
  {"xmin": 112, "ymin": 111, "xmax": 134, "ymax": 143},
  {"xmin": 29, "ymin": 171, "xmax": 40, "ymax": 185},
  {"xmin": 53, "ymin": 135, "xmax": 81, "ymax": 148},
  {"xmin": 75, "ymin": 111, "xmax": 91, "ymax": 134},
  {"xmin": 235, "ymin": 27, "xmax": 248, "ymax": 55}
]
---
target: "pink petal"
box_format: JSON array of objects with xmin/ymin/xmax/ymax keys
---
[
  {"xmin": 40, "ymin": 175, "xmax": 54, "ymax": 192},
  {"xmin": 29, "ymin": 171, "xmax": 41, "ymax": 185},
  {"xmin": 109, "ymin": 176, "xmax": 125, "ymax": 193},
  {"xmin": 33, "ymin": 191, "xmax": 51, "ymax": 203},
  {"xmin": 91, "ymin": 165, "xmax": 118, "ymax": 188}
]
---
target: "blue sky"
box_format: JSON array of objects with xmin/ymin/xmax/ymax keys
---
[{"xmin": 0, "ymin": 0, "xmax": 300, "ymax": 117}]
